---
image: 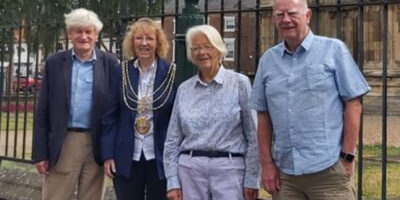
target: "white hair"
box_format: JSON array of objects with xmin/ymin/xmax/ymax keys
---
[
  {"xmin": 272, "ymin": 0, "xmax": 309, "ymax": 11},
  {"xmin": 64, "ymin": 8, "xmax": 103, "ymax": 33},
  {"xmin": 185, "ymin": 25, "xmax": 227, "ymax": 62}
]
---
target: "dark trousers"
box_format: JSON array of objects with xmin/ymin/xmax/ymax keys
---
[{"xmin": 113, "ymin": 154, "xmax": 167, "ymax": 200}]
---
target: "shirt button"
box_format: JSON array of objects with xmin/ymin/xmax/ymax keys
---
[
  {"xmin": 290, "ymin": 73, "xmax": 293, "ymax": 76},
  {"xmin": 288, "ymin": 109, "xmax": 292, "ymax": 112},
  {"xmin": 288, "ymin": 91, "xmax": 292, "ymax": 94}
]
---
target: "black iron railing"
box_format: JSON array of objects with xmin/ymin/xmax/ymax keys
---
[{"xmin": 0, "ymin": 0, "xmax": 399, "ymax": 199}]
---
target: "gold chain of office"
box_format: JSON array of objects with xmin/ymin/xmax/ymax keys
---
[{"xmin": 121, "ymin": 60, "xmax": 176, "ymax": 113}]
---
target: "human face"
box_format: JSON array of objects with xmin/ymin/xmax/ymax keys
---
[
  {"xmin": 133, "ymin": 28, "xmax": 157, "ymax": 62},
  {"xmin": 68, "ymin": 26, "xmax": 98, "ymax": 56},
  {"xmin": 273, "ymin": 0, "xmax": 311, "ymax": 48},
  {"xmin": 190, "ymin": 33, "xmax": 221, "ymax": 72}
]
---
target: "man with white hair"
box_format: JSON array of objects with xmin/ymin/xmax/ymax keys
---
[
  {"xmin": 249, "ymin": 0, "xmax": 370, "ymax": 199},
  {"xmin": 33, "ymin": 8, "xmax": 118, "ymax": 200}
]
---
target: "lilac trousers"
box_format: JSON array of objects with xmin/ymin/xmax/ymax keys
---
[{"xmin": 178, "ymin": 153, "xmax": 245, "ymax": 200}]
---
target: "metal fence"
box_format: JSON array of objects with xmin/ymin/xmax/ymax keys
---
[{"xmin": 0, "ymin": 0, "xmax": 399, "ymax": 199}]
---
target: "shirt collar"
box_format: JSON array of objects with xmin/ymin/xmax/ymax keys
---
[
  {"xmin": 195, "ymin": 65, "xmax": 226, "ymax": 86},
  {"xmin": 278, "ymin": 30, "xmax": 314, "ymax": 56},
  {"xmin": 71, "ymin": 48, "xmax": 97, "ymax": 62},
  {"xmin": 133, "ymin": 58, "xmax": 157, "ymax": 73}
]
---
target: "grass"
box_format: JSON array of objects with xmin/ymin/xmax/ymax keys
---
[
  {"xmin": 0, "ymin": 112, "xmax": 34, "ymax": 131},
  {"xmin": 359, "ymin": 160, "xmax": 400, "ymax": 199},
  {"xmin": 358, "ymin": 145, "xmax": 400, "ymax": 199},
  {"xmin": 362, "ymin": 144, "xmax": 400, "ymax": 159},
  {"xmin": 258, "ymin": 145, "xmax": 400, "ymax": 200},
  {"xmin": 0, "ymin": 113, "xmax": 34, "ymax": 159},
  {"xmin": 1, "ymin": 160, "xmax": 36, "ymax": 173}
]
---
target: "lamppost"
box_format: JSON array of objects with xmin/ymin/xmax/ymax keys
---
[{"xmin": 174, "ymin": 0, "xmax": 203, "ymax": 85}]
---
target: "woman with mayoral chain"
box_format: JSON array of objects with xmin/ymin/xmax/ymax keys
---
[{"xmin": 101, "ymin": 18, "xmax": 177, "ymax": 200}]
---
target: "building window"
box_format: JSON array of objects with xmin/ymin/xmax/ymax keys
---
[
  {"xmin": 115, "ymin": 41, "xmax": 121, "ymax": 57},
  {"xmin": 56, "ymin": 43, "xmax": 63, "ymax": 51},
  {"xmin": 224, "ymin": 16, "xmax": 235, "ymax": 32},
  {"xmin": 172, "ymin": 40, "xmax": 175, "ymax": 62},
  {"xmin": 154, "ymin": 19, "xmax": 162, "ymax": 27},
  {"xmin": 173, "ymin": 19, "xmax": 176, "ymax": 34},
  {"xmin": 224, "ymin": 38, "xmax": 235, "ymax": 61}
]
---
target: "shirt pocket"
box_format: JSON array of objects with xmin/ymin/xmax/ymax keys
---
[
  {"xmin": 82, "ymin": 74, "xmax": 94, "ymax": 83},
  {"xmin": 264, "ymin": 76, "xmax": 282, "ymax": 98},
  {"xmin": 304, "ymin": 63, "xmax": 325, "ymax": 91},
  {"xmin": 77, "ymin": 73, "xmax": 94, "ymax": 101}
]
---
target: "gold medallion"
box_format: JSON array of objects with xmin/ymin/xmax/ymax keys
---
[{"xmin": 135, "ymin": 116, "xmax": 150, "ymax": 135}]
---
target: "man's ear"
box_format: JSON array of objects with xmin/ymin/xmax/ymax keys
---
[{"xmin": 306, "ymin": 9, "xmax": 312, "ymax": 24}]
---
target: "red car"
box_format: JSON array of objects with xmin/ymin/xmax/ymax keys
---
[{"xmin": 12, "ymin": 75, "xmax": 42, "ymax": 93}]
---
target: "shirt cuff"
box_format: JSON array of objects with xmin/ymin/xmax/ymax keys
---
[
  {"xmin": 167, "ymin": 176, "xmax": 181, "ymax": 191},
  {"xmin": 248, "ymin": 102, "xmax": 268, "ymax": 112},
  {"xmin": 244, "ymin": 174, "xmax": 260, "ymax": 189}
]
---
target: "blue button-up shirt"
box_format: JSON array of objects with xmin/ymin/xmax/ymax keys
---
[
  {"xmin": 164, "ymin": 66, "xmax": 260, "ymax": 190},
  {"xmin": 249, "ymin": 31, "xmax": 370, "ymax": 175},
  {"xmin": 68, "ymin": 49, "xmax": 96, "ymax": 128}
]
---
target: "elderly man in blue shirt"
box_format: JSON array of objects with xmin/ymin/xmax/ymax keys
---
[
  {"xmin": 249, "ymin": 0, "xmax": 370, "ymax": 199},
  {"xmin": 33, "ymin": 8, "xmax": 118, "ymax": 200}
]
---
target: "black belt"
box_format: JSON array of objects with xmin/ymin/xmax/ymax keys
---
[
  {"xmin": 67, "ymin": 127, "xmax": 91, "ymax": 132},
  {"xmin": 181, "ymin": 150, "xmax": 243, "ymax": 158}
]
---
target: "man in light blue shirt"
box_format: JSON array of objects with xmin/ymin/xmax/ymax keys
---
[
  {"xmin": 33, "ymin": 8, "xmax": 118, "ymax": 200},
  {"xmin": 249, "ymin": 0, "xmax": 370, "ymax": 199}
]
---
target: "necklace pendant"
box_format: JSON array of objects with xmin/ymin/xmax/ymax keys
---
[{"xmin": 135, "ymin": 116, "xmax": 150, "ymax": 135}]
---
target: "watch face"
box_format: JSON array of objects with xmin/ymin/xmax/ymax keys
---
[
  {"xmin": 346, "ymin": 154, "xmax": 355, "ymax": 162},
  {"xmin": 341, "ymin": 151, "xmax": 355, "ymax": 162}
]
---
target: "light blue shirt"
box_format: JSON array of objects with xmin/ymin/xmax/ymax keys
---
[
  {"xmin": 132, "ymin": 59, "xmax": 156, "ymax": 161},
  {"xmin": 249, "ymin": 31, "xmax": 370, "ymax": 175},
  {"xmin": 68, "ymin": 49, "xmax": 96, "ymax": 128},
  {"xmin": 164, "ymin": 66, "xmax": 260, "ymax": 190}
]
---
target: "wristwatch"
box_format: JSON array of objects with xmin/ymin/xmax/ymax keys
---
[{"xmin": 340, "ymin": 151, "xmax": 355, "ymax": 162}]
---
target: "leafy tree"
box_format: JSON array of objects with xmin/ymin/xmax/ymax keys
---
[{"xmin": 1, "ymin": 0, "xmax": 169, "ymax": 58}]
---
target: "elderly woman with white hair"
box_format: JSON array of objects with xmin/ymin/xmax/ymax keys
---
[{"xmin": 163, "ymin": 24, "xmax": 260, "ymax": 200}]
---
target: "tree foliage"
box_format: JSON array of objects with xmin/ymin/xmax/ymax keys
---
[{"xmin": 0, "ymin": 0, "xmax": 169, "ymax": 60}]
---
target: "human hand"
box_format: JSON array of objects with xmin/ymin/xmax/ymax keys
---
[
  {"xmin": 243, "ymin": 188, "xmax": 258, "ymax": 200},
  {"xmin": 261, "ymin": 162, "xmax": 280, "ymax": 195},
  {"xmin": 104, "ymin": 159, "xmax": 116, "ymax": 178},
  {"xmin": 166, "ymin": 189, "xmax": 182, "ymax": 200},
  {"xmin": 340, "ymin": 159, "xmax": 354, "ymax": 177},
  {"xmin": 35, "ymin": 160, "xmax": 50, "ymax": 175}
]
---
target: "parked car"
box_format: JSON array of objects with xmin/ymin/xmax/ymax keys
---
[{"xmin": 12, "ymin": 75, "xmax": 42, "ymax": 93}]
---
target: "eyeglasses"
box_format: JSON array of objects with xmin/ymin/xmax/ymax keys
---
[
  {"xmin": 274, "ymin": 10, "xmax": 305, "ymax": 20},
  {"xmin": 190, "ymin": 44, "xmax": 214, "ymax": 53}
]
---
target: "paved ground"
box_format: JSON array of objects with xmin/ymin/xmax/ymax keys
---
[{"xmin": 362, "ymin": 115, "xmax": 400, "ymax": 147}]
